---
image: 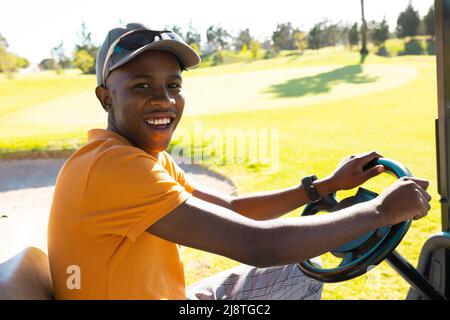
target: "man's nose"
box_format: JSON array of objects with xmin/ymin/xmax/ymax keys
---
[{"xmin": 151, "ymin": 88, "xmax": 175, "ymax": 108}]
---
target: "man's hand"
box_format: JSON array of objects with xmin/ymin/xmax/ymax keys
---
[
  {"xmin": 373, "ymin": 177, "xmax": 432, "ymax": 226},
  {"xmin": 326, "ymin": 151, "xmax": 385, "ymax": 192}
]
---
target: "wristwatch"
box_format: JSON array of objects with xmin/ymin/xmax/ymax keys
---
[{"xmin": 302, "ymin": 175, "xmax": 321, "ymax": 203}]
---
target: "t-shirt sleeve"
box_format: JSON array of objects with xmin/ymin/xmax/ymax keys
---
[
  {"xmin": 80, "ymin": 147, "xmax": 191, "ymax": 242},
  {"xmin": 161, "ymin": 152, "xmax": 196, "ymax": 194}
]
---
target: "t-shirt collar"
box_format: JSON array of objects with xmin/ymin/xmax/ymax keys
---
[{"xmin": 87, "ymin": 129, "xmax": 132, "ymax": 146}]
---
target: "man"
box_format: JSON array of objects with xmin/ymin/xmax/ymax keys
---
[{"xmin": 48, "ymin": 23, "xmax": 432, "ymax": 300}]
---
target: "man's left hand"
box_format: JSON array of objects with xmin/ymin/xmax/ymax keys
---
[{"xmin": 325, "ymin": 151, "xmax": 385, "ymax": 192}]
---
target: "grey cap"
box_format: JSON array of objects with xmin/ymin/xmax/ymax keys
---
[{"xmin": 96, "ymin": 22, "xmax": 201, "ymax": 86}]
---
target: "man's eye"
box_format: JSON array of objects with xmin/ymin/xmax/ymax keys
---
[
  {"xmin": 168, "ymin": 83, "xmax": 181, "ymax": 89},
  {"xmin": 135, "ymin": 83, "xmax": 150, "ymax": 89}
]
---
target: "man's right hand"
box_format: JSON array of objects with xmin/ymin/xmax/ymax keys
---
[{"xmin": 373, "ymin": 177, "xmax": 432, "ymax": 226}]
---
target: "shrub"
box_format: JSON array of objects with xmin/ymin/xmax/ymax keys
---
[
  {"xmin": 212, "ymin": 51, "xmax": 224, "ymax": 65},
  {"xmin": 73, "ymin": 49, "xmax": 95, "ymax": 74},
  {"xmin": 263, "ymin": 50, "xmax": 277, "ymax": 59},
  {"xmin": 376, "ymin": 47, "xmax": 389, "ymax": 57},
  {"xmin": 402, "ymin": 39, "xmax": 426, "ymax": 55}
]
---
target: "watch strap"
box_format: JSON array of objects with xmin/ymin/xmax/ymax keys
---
[{"xmin": 302, "ymin": 175, "xmax": 321, "ymax": 203}]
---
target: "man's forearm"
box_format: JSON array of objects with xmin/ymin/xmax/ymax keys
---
[
  {"xmin": 230, "ymin": 178, "xmax": 336, "ymax": 220},
  {"xmin": 150, "ymin": 193, "xmax": 386, "ymax": 269},
  {"xmin": 250, "ymin": 200, "xmax": 385, "ymax": 267}
]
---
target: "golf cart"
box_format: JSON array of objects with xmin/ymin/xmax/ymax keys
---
[
  {"xmin": 0, "ymin": 0, "xmax": 449, "ymax": 301},
  {"xmin": 297, "ymin": 0, "xmax": 450, "ymax": 300}
]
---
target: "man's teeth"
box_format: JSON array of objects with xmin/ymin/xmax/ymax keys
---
[{"xmin": 146, "ymin": 118, "xmax": 171, "ymax": 125}]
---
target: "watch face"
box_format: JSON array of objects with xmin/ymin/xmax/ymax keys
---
[
  {"xmin": 309, "ymin": 188, "xmax": 321, "ymax": 202},
  {"xmin": 303, "ymin": 176, "xmax": 321, "ymax": 203}
]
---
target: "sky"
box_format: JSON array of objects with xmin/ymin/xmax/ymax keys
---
[{"xmin": 0, "ymin": 0, "xmax": 434, "ymax": 64}]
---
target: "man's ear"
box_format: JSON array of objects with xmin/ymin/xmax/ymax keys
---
[{"xmin": 95, "ymin": 86, "xmax": 113, "ymax": 113}]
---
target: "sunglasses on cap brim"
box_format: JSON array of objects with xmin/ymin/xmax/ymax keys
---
[{"xmin": 102, "ymin": 29, "xmax": 184, "ymax": 86}]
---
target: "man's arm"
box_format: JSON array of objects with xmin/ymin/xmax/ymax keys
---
[
  {"xmin": 148, "ymin": 177, "xmax": 431, "ymax": 268},
  {"xmin": 191, "ymin": 151, "xmax": 386, "ymax": 221},
  {"xmin": 192, "ymin": 179, "xmax": 333, "ymax": 221}
]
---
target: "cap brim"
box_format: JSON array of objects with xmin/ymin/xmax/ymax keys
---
[{"xmin": 109, "ymin": 39, "xmax": 201, "ymax": 73}]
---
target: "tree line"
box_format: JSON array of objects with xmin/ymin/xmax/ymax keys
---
[
  {"xmin": 0, "ymin": 34, "xmax": 29, "ymax": 76},
  {"xmin": 0, "ymin": 3, "xmax": 436, "ymax": 76}
]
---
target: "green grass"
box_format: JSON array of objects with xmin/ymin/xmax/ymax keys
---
[
  {"xmin": 178, "ymin": 54, "xmax": 439, "ymax": 300},
  {"xmin": 0, "ymin": 51, "xmax": 441, "ymax": 299},
  {"xmin": 0, "ymin": 51, "xmax": 418, "ymax": 155}
]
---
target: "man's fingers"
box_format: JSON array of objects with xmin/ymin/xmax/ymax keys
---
[
  {"xmin": 363, "ymin": 165, "xmax": 385, "ymax": 180},
  {"xmin": 414, "ymin": 198, "xmax": 429, "ymax": 220},
  {"xmin": 359, "ymin": 151, "xmax": 383, "ymax": 173},
  {"xmin": 403, "ymin": 177, "xmax": 430, "ymax": 191},
  {"xmin": 415, "ymin": 186, "xmax": 432, "ymax": 202},
  {"xmin": 358, "ymin": 150, "xmax": 383, "ymax": 162},
  {"xmin": 418, "ymin": 191, "xmax": 431, "ymax": 210}
]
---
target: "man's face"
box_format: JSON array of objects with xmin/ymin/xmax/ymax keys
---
[{"xmin": 99, "ymin": 50, "xmax": 184, "ymax": 155}]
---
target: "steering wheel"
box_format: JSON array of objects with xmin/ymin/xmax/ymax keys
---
[{"xmin": 297, "ymin": 158, "xmax": 413, "ymax": 283}]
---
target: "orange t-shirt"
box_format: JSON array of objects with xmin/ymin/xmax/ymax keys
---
[{"xmin": 47, "ymin": 128, "xmax": 195, "ymax": 299}]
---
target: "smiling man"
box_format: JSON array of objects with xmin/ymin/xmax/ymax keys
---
[{"xmin": 47, "ymin": 23, "xmax": 432, "ymax": 300}]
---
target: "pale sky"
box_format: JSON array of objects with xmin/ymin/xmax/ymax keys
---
[{"xmin": 0, "ymin": 0, "xmax": 434, "ymax": 63}]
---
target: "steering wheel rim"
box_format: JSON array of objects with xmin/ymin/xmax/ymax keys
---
[{"xmin": 297, "ymin": 158, "xmax": 413, "ymax": 283}]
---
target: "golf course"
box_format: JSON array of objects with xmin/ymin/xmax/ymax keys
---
[{"xmin": 0, "ymin": 48, "xmax": 439, "ymax": 299}]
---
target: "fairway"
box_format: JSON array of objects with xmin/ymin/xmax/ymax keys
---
[
  {"xmin": 0, "ymin": 51, "xmax": 440, "ymax": 299},
  {"xmin": 0, "ymin": 53, "xmax": 421, "ymax": 152}
]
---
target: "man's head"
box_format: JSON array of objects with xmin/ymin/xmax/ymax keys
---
[{"xmin": 95, "ymin": 23, "xmax": 200, "ymax": 156}]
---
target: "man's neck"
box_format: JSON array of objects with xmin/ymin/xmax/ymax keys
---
[{"xmin": 106, "ymin": 123, "xmax": 160, "ymax": 159}]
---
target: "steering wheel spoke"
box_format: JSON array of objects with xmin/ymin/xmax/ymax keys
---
[{"xmin": 339, "ymin": 252, "xmax": 356, "ymax": 267}]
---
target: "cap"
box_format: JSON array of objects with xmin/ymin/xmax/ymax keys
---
[{"xmin": 96, "ymin": 22, "xmax": 201, "ymax": 86}]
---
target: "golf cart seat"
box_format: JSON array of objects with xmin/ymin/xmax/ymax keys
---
[
  {"xmin": 0, "ymin": 247, "xmax": 54, "ymax": 300},
  {"xmin": 406, "ymin": 232, "xmax": 450, "ymax": 299}
]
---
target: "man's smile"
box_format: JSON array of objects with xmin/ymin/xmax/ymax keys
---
[{"xmin": 142, "ymin": 112, "xmax": 177, "ymax": 132}]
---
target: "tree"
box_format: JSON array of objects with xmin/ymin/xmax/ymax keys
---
[
  {"xmin": 76, "ymin": 22, "xmax": 93, "ymax": 49},
  {"xmin": 249, "ymin": 40, "xmax": 260, "ymax": 59},
  {"xmin": 234, "ymin": 28, "xmax": 252, "ymax": 52},
  {"xmin": 424, "ymin": 6, "xmax": 435, "ymax": 37},
  {"xmin": 0, "ymin": 51, "xmax": 29, "ymax": 75},
  {"xmin": 325, "ymin": 23, "xmax": 340, "ymax": 48},
  {"xmin": 39, "ymin": 58, "xmax": 56, "ymax": 70},
  {"xmin": 396, "ymin": 3, "xmax": 421, "ymax": 38},
  {"xmin": 340, "ymin": 26, "xmax": 349, "ymax": 47},
  {"xmin": 184, "ymin": 22, "xmax": 202, "ymax": 55},
  {"xmin": 206, "ymin": 25, "xmax": 231, "ymax": 52},
  {"xmin": 185, "ymin": 22, "xmax": 201, "ymax": 47},
  {"xmin": 272, "ymin": 22, "xmax": 296, "ymax": 51},
  {"xmin": 166, "ymin": 25, "xmax": 182, "ymax": 35},
  {"xmin": 348, "ymin": 23, "xmax": 359, "ymax": 49},
  {"xmin": 0, "ymin": 52, "xmax": 17, "ymax": 75},
  {"xmin": 189, "ymin": 43, "xmax": 202, "ymax": 56},
  {"xmin": 360, "ymin": 0, "xmax": 369, "ymax": 56},
  {"xmin": 0, "ymin": 33, "xmax": 8, "ymax": 49},
  {"xmin": 293, "ymin": 29, "xmax": 307, "ymax": 52},
  {"xmin": 0, "ymin": 33, "xmax": 29, "ymax": 75},
  {"xmin": 372, "ymin": 18, "xmax": 390, "ymax": 47},
  {"xmin": 72, "ymin": 23, "xmax": 98, "ymax": 74},
  {"xmin": 73, "ymin": 50, "xmax": 94, "ymax": 74},
  {"xmin": 308, "ymin": 23, "xmax": 323, "ymax": 51},
  {"xmin": 51, "ymin": 41, "xmax": 71, "ymax": 74},
  {"xmin": 216, "ymin": 27, "xmax": 231, "ymax": 50}
]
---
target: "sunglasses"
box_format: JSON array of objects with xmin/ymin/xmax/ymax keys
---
[{"xmin": 102, "ymin": 29, "xmax": 185, "ymax": 86}]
